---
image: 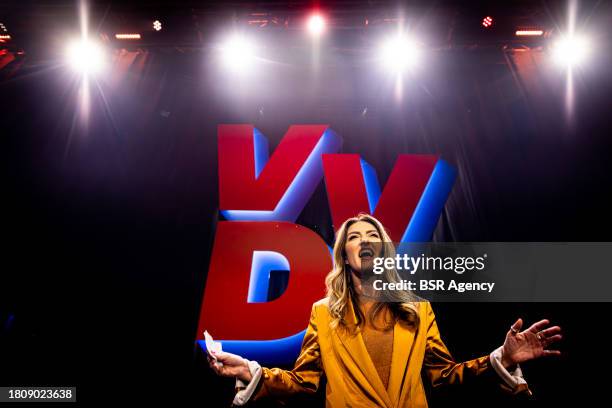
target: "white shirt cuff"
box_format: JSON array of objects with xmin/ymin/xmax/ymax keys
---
[
  {"xmin": 489, "ymin": 345, "xmax": 528, "ymax": 390},
  {"xmin": 232, "ymin": 359, "xmax": 262, "ymax": 406}
]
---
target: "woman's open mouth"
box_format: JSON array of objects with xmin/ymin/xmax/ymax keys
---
[{"xmin": 359, "ymin": 248, "xmax": 374, "ymax": 258}]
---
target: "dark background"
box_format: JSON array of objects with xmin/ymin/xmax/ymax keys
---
[{"xmin": 1, "ymin": 1, "xmax": 611, "ymax": 406}]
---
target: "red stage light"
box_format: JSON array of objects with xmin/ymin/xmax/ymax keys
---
[{"xmin": 482, "ymin": 16, "xmax": 493, "ymax": 28}]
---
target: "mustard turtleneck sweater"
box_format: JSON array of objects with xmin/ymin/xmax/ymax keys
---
[{"xmin": 358, "ymin": 301, "xmax": 395, "ymax": 391}]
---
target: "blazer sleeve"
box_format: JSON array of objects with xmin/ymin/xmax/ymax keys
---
[
  {"xmin": 422, "ymin": 301, "xmax": 531, "ymax": 395},
  {"xmin": 248, "ymin": 303, "xmax": 323, "ymax": 404}
]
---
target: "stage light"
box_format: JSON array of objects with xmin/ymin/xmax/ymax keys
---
[
  {"xmin": 482, "ymin": 16, "xmax": 493, "ymax": 28},
  {"xmin": 307, "ymin": 14, "xmax": 325, "ymax": 36},
  {"xmin": 221, "ymin": 34, "xmax": 256, "ymax": 73},
  {"xmin": 115, "ymin": 33, "xmax": 141, "ymax": 40},
  {"xmin": 552, "ymin": 35, "xmax": 590, "ymax": 68},
  {"xmin": 0, "ymin": 22, "xmax": 9, "ymax": 42},
  {"xmin": 379, "ymin": 36, "xmax": 420, "ymax": 74},
  {"xmin": 515, "ymin": 29, "xmax": 544, "ymax": 36},
  {"xmin": 153, "ymin": 20, "xmax": 162, "ymax": 31},
  {"xmin": 66, "ymin": 39, "xmax": 104, "ymax": 74}
]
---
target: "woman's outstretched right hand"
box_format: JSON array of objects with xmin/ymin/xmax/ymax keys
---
[{"xmin": 207, "ymin": 350, "xmax": 253, "ymax": 383}]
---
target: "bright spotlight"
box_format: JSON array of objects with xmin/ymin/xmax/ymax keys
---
[
  {"xmin": 153, "ymin": 20, "xmax": 162, "ymax": 31},
  {"xmin": 552, "ymin": 35, "xmax": 590, "ymax": 68},
  {"xmin": 482, "ymin": 16, "xmax": 493, "ymax": 28},
  {"xmin": 379, "ymin": 36, "xmax": 420, "ymax": 73},
  {"xmin": 221, "ymin": 35, "xmax": 255, "ymax": 73},
  {"xmin": 307, "ymin": 14, "xmax": 325, "ymax": 36},
  {"xmin": 66, "ymin": 39, "xmax": 104, "ymax": 74}
]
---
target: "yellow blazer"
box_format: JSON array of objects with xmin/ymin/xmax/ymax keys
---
[{"xmin": 250, "ymin": 297, "xmax": 517, "ymax": 407}]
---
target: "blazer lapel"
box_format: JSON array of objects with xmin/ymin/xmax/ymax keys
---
[
  {"xmin": 334, "ymin": 297, "xmax": 394, "ymax": 408},
  {"xmin": 386, "ymin": 316, "xmax": 418, "ymax": 408}
]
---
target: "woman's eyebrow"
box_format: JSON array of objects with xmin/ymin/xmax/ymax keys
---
[{"xmin": 348, "ymin": 229, "xmax": 378, "ymax": 236}]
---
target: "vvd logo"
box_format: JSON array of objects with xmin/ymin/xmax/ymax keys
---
[{"xmin": 196, "ymin": 125, "xmax": 456, "ymax": 365}]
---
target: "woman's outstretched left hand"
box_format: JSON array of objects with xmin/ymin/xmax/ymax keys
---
[{"xmin": 501, "ymin": 318, "xmax": 562, "ymax": 369}]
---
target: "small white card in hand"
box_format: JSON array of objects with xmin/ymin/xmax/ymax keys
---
[{"xmin": 204, "ymin": 330, "xmax": 223, "ymax": 367}]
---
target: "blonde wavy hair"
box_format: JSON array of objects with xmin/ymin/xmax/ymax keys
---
[{"xmin": 324, "ymin": 213, "xmax": 420, "ymax": 333}]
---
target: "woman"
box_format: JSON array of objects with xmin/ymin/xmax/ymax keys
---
[{"xmin": 208, "ymin": 213, "xmax": 562, "ymax": 407}]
